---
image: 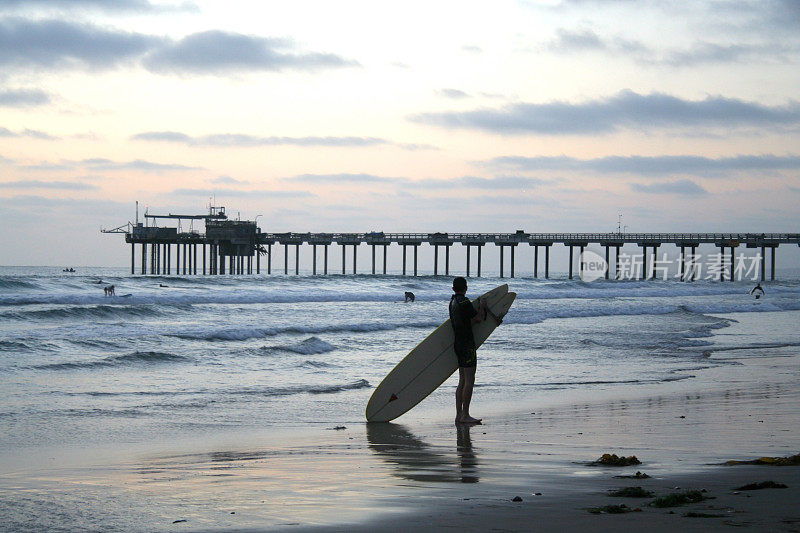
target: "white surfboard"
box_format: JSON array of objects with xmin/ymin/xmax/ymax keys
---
[{"xmin": 366, "ymin": 284, "xmax": 516, "ymax": 422}]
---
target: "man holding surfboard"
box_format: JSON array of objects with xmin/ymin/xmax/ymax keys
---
[{"xmin": 450, "ymin": 277, "xmax": 487, "ymax": 425}]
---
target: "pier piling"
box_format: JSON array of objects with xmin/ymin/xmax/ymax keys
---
[
  {"xmin": 545, "ymin": 246, "xmax": 549, "ymax": 278},
  {"xmin": 499, "ymin": 246, "xmax": 504, "ymax": 279},
  {"xmin": 771, "ymin": 246, "xmax": 776, "ymax": 280},
  {"xmin": 568, "ymin": 246, "xmax": 573, "ymax": 280}
]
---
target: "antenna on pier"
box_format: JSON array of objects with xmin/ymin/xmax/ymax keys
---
[
  {"xmin": 136, "ymin": 201, "xmax": 139, "ymax": 226},
  {"xmin": 617, "ymin": 214, "xmax": 623, "ymax": 234}
]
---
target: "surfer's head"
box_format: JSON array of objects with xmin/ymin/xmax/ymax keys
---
[{"xmin": 452, "ymin": 277, "xmax": 467, "ymax": 293}]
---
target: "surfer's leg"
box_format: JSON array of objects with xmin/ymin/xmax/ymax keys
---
[
  {"xmin": 456, "ymin": 367, "xmax": 466, "ymax": 424},
  {"xmin": 461, "ymin": 365, "xmax": 481, "ymax": 424}
]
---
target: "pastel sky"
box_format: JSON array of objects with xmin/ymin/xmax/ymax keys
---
[{"xmin": 1, "ymin": 0, "xmax": 799, "ymax": 267}]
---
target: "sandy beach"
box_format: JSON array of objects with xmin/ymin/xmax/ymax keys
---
[
  {"xmin": 2, "ymin": 310, "xmax": 799, "ymax": 532},
  {"xmin": 3, "ymin": 379, "xmax": 798, "ymax": 532}
]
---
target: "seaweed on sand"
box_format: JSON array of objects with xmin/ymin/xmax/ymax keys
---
[
  {"xmin": 650, "ymin": 490, "xmax": 710, "ymax": 508},
  {"xmin": 614, "ymin": 471, "xmax": 650, "ymax": 479},
  {"xmin": 592, "ymin": 453, "xmax": 641, "ymax": 466},
  {"xmin": 734, "ymin": 480, "xmax": 787, "ymax": 490},
  {"xmin": 588, "ymin": 504, "xmax": 641, "ymax": 514},
  {"xmin": 724, "ymin": 453, "xmax": 800, "ymax": 466},
  {"xmin": 609, "ymin": 487, "xmax": 654, "ymax": 498}
]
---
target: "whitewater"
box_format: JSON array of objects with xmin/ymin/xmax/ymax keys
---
[{"xmin": 2, "ymin": 266, "xmax": 800, "ymax": 453}]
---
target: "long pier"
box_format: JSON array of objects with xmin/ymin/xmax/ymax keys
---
[{"xmin": 102, "ymin": 205, "xmax": 799, "ymax": 281}]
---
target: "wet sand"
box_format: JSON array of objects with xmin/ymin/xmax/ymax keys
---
[
  {"xmin": 2, "ymin": 378, "xmax": 797, "ymax": 532},
  {"xmin": 1, "ymin": 313, "xmax": 799, "ymax": 531}
]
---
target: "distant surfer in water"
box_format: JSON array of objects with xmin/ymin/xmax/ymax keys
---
[
  {"xmin": 450, "ymin": 276, "xmax": 487, "ymax": 425},
  {"xmin": 750, "ymin": 283, "xmax": 765, "ymax": 299}
]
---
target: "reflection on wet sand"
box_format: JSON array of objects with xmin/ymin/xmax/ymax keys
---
[
  {"xmin": 457, "ymin": 424, "xmax": 479, "ymax": 483},
  {"xmin": 366, "ymin": 423, "xmax": 479, "ymax": 483}
]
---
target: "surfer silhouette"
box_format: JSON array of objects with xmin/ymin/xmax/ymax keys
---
[
  {"xmin": 750, "ymin": 283, "xmax": 765, "ymax": 299},
  {"xmin": 450, "ymin": 276, "xmax": 487, "ymax": 425}
]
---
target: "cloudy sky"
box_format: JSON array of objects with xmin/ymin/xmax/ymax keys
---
[{"xmin": 1, "ymin": 0, "xmax": 799, "ymax": 267}]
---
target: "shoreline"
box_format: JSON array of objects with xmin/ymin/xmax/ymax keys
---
[
  {"xmin": 1, "ymin": 311, "xmax": 799, "ymax": 531},
  {"xmin": 2, "ymin": 368, "xmax": 797, "ymax": 532}
]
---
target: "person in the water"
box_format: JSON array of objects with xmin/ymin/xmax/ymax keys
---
[
  {"xmin": 450, "ymin": 276, "xmax": 487, "ymax": 425},
  {"xmin": 750, "ymin": 283, "xmax": 765, "ymax": 299}
]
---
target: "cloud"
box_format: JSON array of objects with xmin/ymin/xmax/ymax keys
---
[
  {"xmin": 172, "ymin": 187, "xmax": 314, "ymax": 198},
  {"xmin": 0, "ymin": 194, "xmax": 131, "ymax": 219},
  {"xmin": 0, "ymin": 127, "xmax": 58, "ymax": 140},
  {"xmin": 131, "ymin": 131, "xmax": 386, "ymax": 147},
  {"xmin": 0, "ymin": 20, "xmax": 353, "ymax": 75},
  {"xmin": 461, "ymin": 45, "xmax": 483, "ymax": 54},
  {"xmin": 130, "ymin": 131, "xmax": 193, "ymax": 143},
  {"xmin": 143, "ymin": 30, "xmax": 357, "ymax": 74},
  {"xmin": 80, "ymin": 158, "xmax": 199, "ymax": 172},
  {"xmin": 630, "ymin": 180, "xmax": 708, "ymax": 195},
  {"xmin": 0, "ymin": 179, "xmax": 98, "ymax": 190},
  {"xmin": 395, "ymin": 142, "xmax": 438, "ymax": 151},
  {"xmin": 0, "ymin": 88, "xmax": 50, "ymax": 107},
  {"xmin": 210, "ymin": 176, "xmax": 248, "ymax": 185},
  {"xmin": 484, "ymin": 154, "xmax": 800, "ymax": 176},
  {"xmin": 0, "ymin": 0, "xmax": 197, "ymax": 14},
  {"xmin": 20, "ymin": 162, "xmax": 75, "ymax": 171},
  {"xmin": 545, "ymin": 28, "xmax": 790, "ymax": 66},
  {"xmin": 0, "ymin": 17, "xmax": 164, "ymax": 70},
  {"xmin": 658, "ymin": 41, "xmax": 796, "ymax": 67},
  {"xmin": 439, "ymin": 88, "xmax": 470, "ymax": 99},
  {"xmin": 285, "ymin": 173, "xmax": 556, "ymax": 191},
  {"xmin": 415, "ymin": 176, "xmax": 555, "ymax": 189},
  {"xmin": 288, "ymin": 173, "xmax": 408, "ymax": 185},
  {"xmin": 411, "ymin": 90, "xmax": 800, "ymax": 135},
  {"xmin": 547, "ymin": 28, "xmax": 606, "ymax": 52}
]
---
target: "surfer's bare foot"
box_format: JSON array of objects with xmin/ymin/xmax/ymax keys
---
[{"xmin": 461, "ymin": 415, "xmax": 482, "ymax": 425}]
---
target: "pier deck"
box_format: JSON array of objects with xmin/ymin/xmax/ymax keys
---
[{"xmin": 102, "ymin": 205, "xmax": 799, "ymax": 280}]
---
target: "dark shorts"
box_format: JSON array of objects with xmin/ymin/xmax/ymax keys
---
[{"xmin": 456, "ymin": 346, "xmax": 477, "ymax": 368}]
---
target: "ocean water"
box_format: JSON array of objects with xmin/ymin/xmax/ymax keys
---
[{"xmin": 2, "ymin": 266, "xmax": 800, "ymax": 455}]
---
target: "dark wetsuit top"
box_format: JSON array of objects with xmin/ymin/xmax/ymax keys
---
[{"xmin": 450, "ymin": 293, "xmax": 479, "ymax": 367}]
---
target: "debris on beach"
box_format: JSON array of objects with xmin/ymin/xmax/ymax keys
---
[
  {"xmin": 650, "ymin": 490, "xmax": 711, "ymax": 508},
  {"xmin": 683, "ymin": 511, "xmax": 725, "ymax": 518},
  {"xmin": 328, "ymin": 426, "xmax": 347, "ymax": 430},
  {"xmin": 512, "ymin": 496, "xmax": 523, "ymax": 502},
  {"xmin": 614, "ymin": 471, "xmax": 650, "ymax": 479},
  {"xmin": 172, "ymin": 519, "xmax": 187, "ymax": 524},
  {"xmin": 588, "ymin": 504, "xmax": 642, "ymax": 514},
  {"xmin": 592, "ymin": 453, "xmax": 641, "ymax": 466},
  {"xmin": 609, "ymin": 487, "xmax": 654, "ymax": 498},
  {"xmin": 734, "ymin": 481, "xmax": 788, "ymax": 490},
  {"xmin": 724, "ymin": 453, "xmax": 800, "ymax": 466}
]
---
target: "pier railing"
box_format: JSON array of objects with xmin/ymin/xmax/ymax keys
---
[{"xmin": 260, "ymin": 232, "xmax": 799, "ymax": 246}]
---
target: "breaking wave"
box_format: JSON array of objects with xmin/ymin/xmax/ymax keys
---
[
  {"xmin": 259, "ymin": 337, "xmax": 336, "ymax": 355},
  {"xmin": 32, "ymin": 351, "xmax": 191, "ymax": 370},
  {"xmin": 172, "ymin": 321, "xmax": 438, "ymax": 341}
]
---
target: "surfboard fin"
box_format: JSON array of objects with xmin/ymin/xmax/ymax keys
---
[{"xmin": 389, "ymin": 394, "xmax": 398, "ymax": 402}]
